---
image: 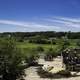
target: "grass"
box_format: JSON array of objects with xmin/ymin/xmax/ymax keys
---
[
  {"xmin": 17, "ymin": 41, "xmax": 59, "ymax": 51},
  {"xmin": 16, "ymin": 41, "xmax": 59, "ymax": 57},
  {"xmin": 16, "ymin": 39, "xmax": 78, "ymax": 57}
]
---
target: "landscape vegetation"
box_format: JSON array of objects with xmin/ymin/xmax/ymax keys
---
[
  {"xmin": 0, "ymin": 31, "xmax": 80, "ymax": 80},
  {"xmin": 0, "ymin": 0, "xmax": 80, "ymax": 80}
]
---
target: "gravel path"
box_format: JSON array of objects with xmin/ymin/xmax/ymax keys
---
[
  {"xmin": 24, "ymin": 67, "xmax": 51, "ymax": 80},
  {"xmin": 24, "ymin": 58, "xmax": 80, "ymax": 80}
]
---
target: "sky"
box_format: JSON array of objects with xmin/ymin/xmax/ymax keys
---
[{"xmin": 0, "ymin": 0, "xmax": 80, "ymax": 32}]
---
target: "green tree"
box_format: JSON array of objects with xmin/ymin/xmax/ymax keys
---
[
  {"xmin": 0, "ymin": 38, "xmax": 24, "ymax": 80},
  {"xmin": 60, "ymin": 36, "xmax": 70, "ymax": 51}
]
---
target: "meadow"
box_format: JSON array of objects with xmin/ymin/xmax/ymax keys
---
[{"xmin": 16, "ymin": 39, "xmax": 78, "ymax": 57}]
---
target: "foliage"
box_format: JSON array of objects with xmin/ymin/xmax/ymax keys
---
[
  {"xmin": 29, "ymin": 39, "xmax": 51, "ymax": 44},
  {"xmin": 44, "ymin": 48, "xmax": 59, "ymax": 61},
  {"xmin": 24, "ymin": 48, "xmax": 39, "ymax": 66},
  {"xmin": 25, "ymin": 55, "xmax": 38, "ymax": 66},
  {"xmin": 57, "ymin": 70, "xmax": 71, "ymax": 77},
  {"xmin": 62, "ymin": 48, "xmax": 80, "ymax": 71},
  {"xmin": 0, "ymin": 38, "xmax": 25, "ymax": 80},
  {"xmin": 58, "ymin": 38, "xmax": 70, "ymax": 52},
  {"xmin": 37, "ymin": 67, "xmax": 54, "ymax": 78},
  {"xmin": 1, "ymin": 31, "xmax": 80, "ymax": 40},
  {"xmin": 37, "ymin": 67, "xmax": 72, "ymax": 79},
  {"xmin": 76, "ymin": 39, "xmax": 80, "ymax": 47},
  {"xmin": 36, "ymin": 46, "xmax": 44, "ymax": 52}
]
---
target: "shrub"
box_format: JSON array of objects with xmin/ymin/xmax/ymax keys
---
[
  {"xmin": 0, "ymin": 38, "xmax": 25, "ymax": 80},
  {"xmin": 37, "ymin": 67, "xmax": 72, "ymax": 79},
  {"xmin": 25, "ymin": 55, "xmax": 39, "ymax": 66},
  {"xmin": 52, "ymin": 42, "xmax": 56, "ymax": 45},
  {"xmin": 44, "ymin": 48, "xmax": 58, "ymax": 61},
  {"xmin": 57, "ymin": 70, "xmax": 71, "ymax": 77},
  {"xmin": 36, "ymin": 46, "xmax": 44, "ymax": 52},
  {"xmin": 37, "ymin": 67, "xmax": 53, "ymax": 78},
  {"xmin": 76, "ymin": 39, "xmax": 80, "ymax": 47}
]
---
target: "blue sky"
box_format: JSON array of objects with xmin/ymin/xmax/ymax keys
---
[{"xmin": 0, "ymin": 0, "xmax": 80, "ymax": 32}]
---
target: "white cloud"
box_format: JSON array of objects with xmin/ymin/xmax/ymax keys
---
[
  {"xmin": 0, "ymin": 20, "xmax": 33, "ymax": 28},
  {"xmin": 0, "ymin": 20, "xmax": 60, "ymax": 32},
  {"xmin": 45, "ymin": 17, "xmax": 80, "ymax": 29},
  {"xmin": 0, "ymin": 17, "xmax": 80, "ymax": 32}
]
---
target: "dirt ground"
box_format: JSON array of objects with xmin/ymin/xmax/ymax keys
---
[{"xmin": 24, "ymin": 57, "xmax": 80, "ymax": 80}]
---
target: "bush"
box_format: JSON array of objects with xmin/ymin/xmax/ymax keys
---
[
  {"xmin": 29, "ymin": 39, "xmax": 52, "ymax": 44},
  {"xmin": 36, "ymin": 46, "xmax": 44, "ymax": 52},
  {"xmin": 37, "ymin": 67, "xmax": 54, "ymax": 78},
  {"xmin": 76, "ymin": 40, "xmax": 80, "ymax": 47},
  {"xmin": 25, "ymin": 55, "xmax": 39, "ymax": 66},
  {"xmin": 52, "ymin": 42, "xmax": 56, "ymax": 45},
  {"xmin": 44, "ymin": 48, "xmax": 58, "ymax": 61},
  {"xmin": 37, "ymin": 67, "xmax": 72, "ymax": 79},
  {"xmin": 57, "ymin": 70, "xmax": 71, "ymax": 77},
  {"xmin": 0, "ymin": 38, "xmax": 25, "ymax": 80},
  {"xmin": 28, "ymin": 40, "xmax": 33, "ymax": 43}
]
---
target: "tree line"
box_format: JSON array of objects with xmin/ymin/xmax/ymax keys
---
[{"xmin": 0, "ymin": 31, "xmax": 80, "ymax": 40}]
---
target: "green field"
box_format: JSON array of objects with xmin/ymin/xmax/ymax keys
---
[{"xmin": 16, "ymin": 39, "xmax": 78, "ymax": 57}]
